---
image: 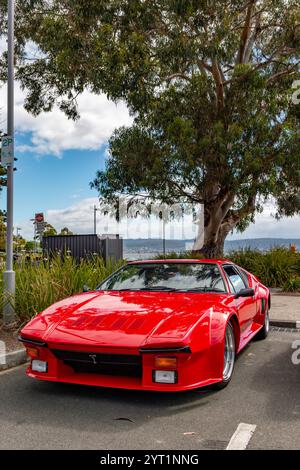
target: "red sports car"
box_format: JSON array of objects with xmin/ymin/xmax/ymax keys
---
[{"xmin": 19, "ymin": 259, "xmax": 270, "ymax": 392}]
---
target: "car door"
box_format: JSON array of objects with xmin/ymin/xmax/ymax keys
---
[{"xmin": 222, "ymin": 264, "xmax": 257, "ymax": 336}]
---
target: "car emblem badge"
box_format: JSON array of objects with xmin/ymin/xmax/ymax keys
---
[{"xmin": 89, "ymin": 354, "xmax": 97, "ymax": 365}]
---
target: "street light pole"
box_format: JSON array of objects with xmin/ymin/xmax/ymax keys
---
[
  {"xmin": 3, "ymin": 0, "xmax": 15, "ymax": 324},
  {"xmin": 93, "ymin": 205, "xmax": 101, "ymax": 235},
  {"xmin": 162, "ymin": 218, "xmax": 166, "ymax": 257},
  {"xmin": 94, "ymin": 205, "xmax": 97, "ymax": 234}
]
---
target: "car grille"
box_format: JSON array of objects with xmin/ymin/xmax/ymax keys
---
[{"xmin": 51, "ymin": 349, "xmax": 142, "ymax": 377}]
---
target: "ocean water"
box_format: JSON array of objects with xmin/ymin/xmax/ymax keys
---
[{"xmin": 123, "ymin": 238, "xmax": 300, "ymax": 260}]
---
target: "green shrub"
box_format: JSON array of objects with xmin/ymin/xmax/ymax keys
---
[
  {"xmin": 1, "ymin": 247, "xmax": 298, "ymax": 324},
  {"xmin": 155, "ymin": 251, "xmax": 202, "ymax": 260},
  {"xmin": 229, "ymin": 247, "xmax": 300, "ymax": 287},
  {"xmin": 156, "ymin": 246, "xmax": 300, "ymax": 288},
  {"xmin": 282, "ymin": 277, "xmax": 300, "ymax": 293},
  {"xmin": 0, "ymin": 255, "xmax": 125, "ymax": 324}
]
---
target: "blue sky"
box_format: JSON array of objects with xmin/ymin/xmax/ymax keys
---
[
  {"xmin": 0, "ymin": 84, "xmax": 134, "ymax": 238},
  {"xmin": 6, "ymin": 132, "xmax": 105, "ymax": 220}
]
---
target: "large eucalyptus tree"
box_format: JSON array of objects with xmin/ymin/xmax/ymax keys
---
[{"xmin": 0, "ymin": 0, "xmax": 299, "ymax": 255}]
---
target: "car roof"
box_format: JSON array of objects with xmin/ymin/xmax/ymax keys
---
[{"xmin": 127, "ymin": 259, "xmax": 233, "ymax": 265}]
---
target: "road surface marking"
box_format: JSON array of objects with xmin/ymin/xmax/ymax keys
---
[
  {"xmin": 296, "ymin": 321, "xmax": 300, "ymax": 329},
  {"xmin": 226, "ymin": 423, "xmax": 256, "ymax": 450}
]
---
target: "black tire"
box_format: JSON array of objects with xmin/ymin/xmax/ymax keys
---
[
  {"xmin": 256, "ymin": 306, "xmax": 270, "ymax": 340},
  {"xmin": 214, "ymin": 321, "xmax": 236, "ymax": 390}
]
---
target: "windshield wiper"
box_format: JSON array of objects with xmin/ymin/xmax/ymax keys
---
[
  {"xmin": 116, "ymin": 288, "xmax": 142, "ymax": 291},
  {"xmin": 183, "ymin": 287, "xmax": 225, "ymax": 293},
  {"xmin": 112, "ymin": 287, "xmax": 177, "ymax": 292},
  {"xmin": 140, "ymin": 286, "xmax": 177, "ymax": 292}
]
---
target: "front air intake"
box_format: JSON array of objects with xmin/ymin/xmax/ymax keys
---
[{"xmin": 51, "ymin": 349, "xmax": 142, "ymax": 377}]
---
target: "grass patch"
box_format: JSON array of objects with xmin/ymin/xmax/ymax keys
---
[{"xmin": 0, "ymin": 255, "xmax": 125, "ymax": 324}]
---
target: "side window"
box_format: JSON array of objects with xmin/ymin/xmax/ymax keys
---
[
  {"xmin": 223, "ymin": 265, "xmax": 246, "ymax": 293},
  {"xmin": 238, "ymin": 268, "xmax": 249, "ymax": 288}
]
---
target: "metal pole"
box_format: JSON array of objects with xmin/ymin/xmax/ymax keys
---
[
  {"xmin": 34, "ymin": 223, "xmax": 37, "ymax": 253},
  {"xmin": 162, "ymin": 219, "xmax": 166, "ymax": 257},
  {"xmin": 3, "ymin": 0, "xmax": 15, "ymax": 324},
  {"xmin": 93, "ymin": 205, "xmax": 97, "ymax": 234}
]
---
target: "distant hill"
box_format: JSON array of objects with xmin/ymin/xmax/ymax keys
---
[
  {"xmin": 123, "ymin": 238, "xmax": 300, "ymax": 259},
  {"xmin": 225, "ymin": 238, "xmax": 300, "ymax": 252}
]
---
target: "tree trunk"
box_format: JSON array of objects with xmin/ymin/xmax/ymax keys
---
[
  {"xmin": 200, "ymin": 224, "xmax": 231, "ymax": 258},
  {"xmin": 192, "ymin": 203, "xmax": 234, "ymax": 258},
  {"xmin": 193, "ymin": 228, "xmax": 227, "ymax": 258},
  {"xmin": 192, "ymin": 191, "xmax": 256, "ymax": 258},
  {"xmin": 200, "ymin": 240, "xmax": 224, "ymax": 259}
]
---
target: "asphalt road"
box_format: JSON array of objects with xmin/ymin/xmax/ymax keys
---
[{"xmin": 0, "ymin": 328, "xmax": 299, "ymax": 450}]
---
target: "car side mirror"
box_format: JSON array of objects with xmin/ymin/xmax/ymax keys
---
[
  {"xmin": 234, "ymin": 288, "xmax": 255, "ymax": 299},
  {"xmin": 83, "ymin": 285, "xmax": 90, "ymax": 293}
]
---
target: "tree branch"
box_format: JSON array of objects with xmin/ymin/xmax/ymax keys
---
[
  {"xmin": 163, "ymin": 73, "xmax": 191, "ymax": 83},
  {"xmin": 236, "ymin": 0, "xmax": 257, "ymax": 64},
  {"xmin": 167, "ymin": 180, "xmax": 204, "ymax": 203},
  {"xmin": 211, "ymin": 60, "xmax": 225, "ymax": 110},
  {"xmin": 223, "ymin": 47, "xmax": 297, "ymax": 86},
  {"xmin": 267, "ymin": 67, "xmax": 298, "ymax": 83},
  {"xmin": 244, "ymin": 12, "xmax": 262, "ymax": 63},
  {"xmin": 224, "ymin": 194, "xmax": 257, "ymax": 224}
]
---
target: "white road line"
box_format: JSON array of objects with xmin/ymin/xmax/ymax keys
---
[
  {"xmin": 296, "ymin": 321, "xmax": 300, "ymax": 329},
  {"xmin": 226, "ymin": 423, "xmax": 257, "ymax": 450}
]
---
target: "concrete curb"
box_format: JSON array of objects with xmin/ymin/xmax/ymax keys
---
[
  {"xmin": 270, "ymin": 319, "xmax": 300, "ymax": 330},
  {"xmin": 0, "ymin": 348, "xmax": 28, "ymax": 372}
]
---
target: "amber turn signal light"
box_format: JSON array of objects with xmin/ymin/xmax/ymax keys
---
[
  {"xmin": 26, "ymin": 347, "xmax": 39, "ymax": 359},
  {"xmin": 154, "ymin": 357, "xmax": 177, "ymax": 368}
]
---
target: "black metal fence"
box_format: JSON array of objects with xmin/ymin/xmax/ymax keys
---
[{"xmin": 42, "ymin": 234, "xmax": 123, "ymax": 263}]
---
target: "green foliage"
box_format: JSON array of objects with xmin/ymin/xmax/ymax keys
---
[
  {"xmin": 24, "ymin": 240, "xmax": 36, "ymax": 251},
  {"xmin": 0, "ymin": 255, "xmax": 125, "ymax": 323},
  {"xmin": 155, "ymin": 251, "xmax": 202, "ymax": 260},
  {"xmin": 59, "ymin": 227, "xmax": 73, "ymax": 236},
  {"xmin": 158, "ymin": 247, "xmax": 300, "ymax": 288},
  {"xmin": 282, "ymin": 277, "xmax": 300, "ymax": 292},
  {"xmin": 229, "ymin": 247, "xmax": 300, "ymax": 287},
  {"xmin": 43, "ymin": 223, "xmax": 57, "ymax": 237}
]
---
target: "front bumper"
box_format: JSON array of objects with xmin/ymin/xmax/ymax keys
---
[{"xmin": 20, "ymin": 337, "xmax": 220, "ymax": 392}]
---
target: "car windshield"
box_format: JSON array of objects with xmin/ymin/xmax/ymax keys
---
[{"xmin": 97, "ymin": 263, "xmax": 226, "ymax": 293}]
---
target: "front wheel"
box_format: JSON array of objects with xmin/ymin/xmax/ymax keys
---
[
  {"xmin": 215, "ymin": 321, "xmax": 235, "ymax": 390},
  {"xmin": 256, "ymin": 307, "xmax": 270, "ymax": 340}
]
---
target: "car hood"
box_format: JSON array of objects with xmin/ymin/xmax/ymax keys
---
[{"xmin": 21, "ymin": 290, "xmax": 229, "ymax": 350}]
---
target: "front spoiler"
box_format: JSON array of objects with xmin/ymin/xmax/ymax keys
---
[{"xmin": 26, "ymin": 366, "xmax": 221, "ymax": 392}]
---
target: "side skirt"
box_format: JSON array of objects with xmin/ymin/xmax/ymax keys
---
[{"xmin": 237, "ymin": 322, "xmax": 263, "ymax": 353}]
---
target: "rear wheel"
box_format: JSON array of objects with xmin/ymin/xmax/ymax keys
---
[
  {"xmin": 256, "ymin": 306, "xmax": 269, "ymax": 340},
  {"xmin": 215, "ymin": 321, "xmax": 235, "ymax": 390}
]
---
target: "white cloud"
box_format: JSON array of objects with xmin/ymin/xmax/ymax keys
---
[
  {"xmin": 17, "ymin": 197, "xmax": 198, "ymax": 240},
  {"xmin": 45, "ymin": 198, "xmax": 196, "ymax": 240},
  {"xmin": 16, "ymin": 197, "xmax": 300, "ymax": 241},
  {"xmin": 46, "ymin": 198, "xmax": 98, "ymax": 233},
  {"xmin": 230, "ymin": 205, "xmax": 300, "ymax": 240},
  {"xmin": 0, "ymin": 83, "xmax": 132, "ymax": 156}
]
